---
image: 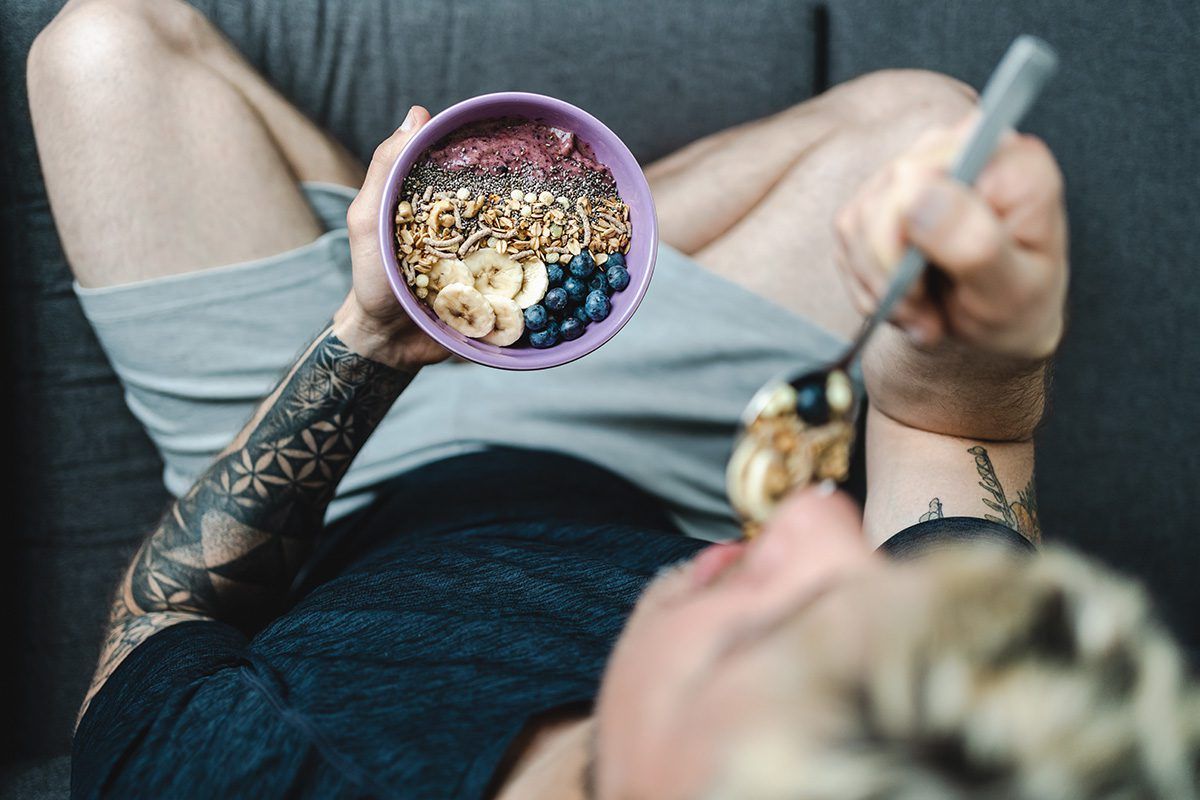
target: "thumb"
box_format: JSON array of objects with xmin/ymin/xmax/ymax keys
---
[
  {"xmin": 361, "ymin": 105, "xmax": 431, "ymax": 203},
  {"xmin": 346, "ymin": 105, "xmax": 431, "ymax": 248}
]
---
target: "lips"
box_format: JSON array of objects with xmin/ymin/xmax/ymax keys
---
[{"xmin": 690, "ymin": 542, "xmax": 748, "ymax": 588}]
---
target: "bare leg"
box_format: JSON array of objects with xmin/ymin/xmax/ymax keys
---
[
  {"xmin": 27, "ymin": 0, "xmax": 367, "ymax": 288},
  {"xmin": 647, "ymin": 70, "xmax": 976, "ymax": 340}
]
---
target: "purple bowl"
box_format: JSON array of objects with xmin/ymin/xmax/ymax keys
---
[{"xmin": 378, "ymin": 92, "xmax": 657, "ymax": 370}]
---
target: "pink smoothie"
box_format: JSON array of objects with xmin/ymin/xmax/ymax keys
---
[{"xmin": 423, "ymin": 117, "xmax": 613, "ymax": 183}]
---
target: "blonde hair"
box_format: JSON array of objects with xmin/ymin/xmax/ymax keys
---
[{"xmin": 710, "ymin": 547, "xmax": 1199, "ymax": 800}]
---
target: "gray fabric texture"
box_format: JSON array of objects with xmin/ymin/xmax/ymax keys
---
[{"xmin": 74, "ymin": 183, "xmax": 845, "ymax": 544}]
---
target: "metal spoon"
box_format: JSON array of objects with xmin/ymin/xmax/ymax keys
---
[{"xmin": 727, "ymin": 36, "xmax": 1059, "ymax": 531}]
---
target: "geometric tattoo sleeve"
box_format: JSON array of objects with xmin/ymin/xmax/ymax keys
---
[{"xmin": 79, "ymin": 330, "xmax": 411, "ymax": 723}]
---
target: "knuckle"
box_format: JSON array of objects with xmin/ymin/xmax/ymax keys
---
[
  {"xmin": 370, "ymin": 140, "xmax": 397, "ymax": 170},
  {"xmin": 1020, "ymin": 135, "xmax": 1065, "ymax": 197},
  {"xmin": 345, "ymin": 197, "xmax": 373, "ymax": 233}
]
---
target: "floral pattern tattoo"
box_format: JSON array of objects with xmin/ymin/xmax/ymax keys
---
[
  {"xmin": 967, "ymin": 445, "xmax": 1041, "ymax": 543},
  {"xmin": 80, "ymin": 331, "xmax": 410, "ymax": 722}
]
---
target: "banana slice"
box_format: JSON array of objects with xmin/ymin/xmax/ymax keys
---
[
  {"xmin": 726, "ymin": 435, "xmax": 790, "ymax": 524},
  {"xmin": 465, "ymin": 247, "xmax": 524, "ymax": 299},
  {"xmin": 432, "ymin": 282, "xmax": 495, "ymax": 338},
  {"xmin": 481, "ymin": 295, "xmax": 525, "ymax": 346},
  {"xmin": 513, "ymin": 260, "xmax": 549, "ymax": 309},
  {"xmin": 428, "ymin": 258, "xmax": 472, "ymax": 293}
]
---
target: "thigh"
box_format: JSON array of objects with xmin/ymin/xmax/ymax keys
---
[
  {"xmin": 647, "ymin": 71, "xmax": 975, "ymax": 340},
  {"xmin": 28, "ymin": 0, "xmax": 365, "ymax": 288}
]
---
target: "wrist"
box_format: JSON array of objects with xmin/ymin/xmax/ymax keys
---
[
  {"xmin": 332, "ymin": 298, "xmax": 417, "ymax": 372},
  {"xmin": 863, "ymin": 327, "xmax": 1049, "ymax": 441}
]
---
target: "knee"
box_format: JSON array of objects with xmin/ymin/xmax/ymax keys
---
[
  {"xmin": 831, "ymin": 69, "xmax": 977, "ymax": 128},
  {"xmin": 27, "ymin": 0, "xmax": 205, "ymax": 100}
]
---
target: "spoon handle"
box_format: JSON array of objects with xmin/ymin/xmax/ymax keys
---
[{"xmin": 837, "ymin": 35, "xmax": 1059, "ymax": 368}]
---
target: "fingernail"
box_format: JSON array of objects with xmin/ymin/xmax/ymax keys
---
[
  {"xmin": 815, "ymin": 479, "xmax": 837, "ymax": 497},
  {"xmin": 400, "ymin": 106, "xmax": 418, "ymax": 132},
  {"xmin": 908, "ymin": 184, "xmax": 950, "ymax": 234}
]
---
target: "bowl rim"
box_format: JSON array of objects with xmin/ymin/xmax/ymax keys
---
[{"xmin": 376, "ymin": 91, "xmax": 658, "ymax": 371}]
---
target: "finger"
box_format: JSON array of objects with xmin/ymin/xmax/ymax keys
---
[
  {"xmin": 846, "ymin": 166, "xmax": 948, "ymax": 344},
  {"xmin": 903, "ymin": 175, "xmax": 1017, "ymax": 295},
  {"xmin": 368, "ymin": 105, "xmax": 431, "ymax": 193},
  {"xmin": 347, "ymin": 105, "xmax": 431, "ymax": 240},
  {"xmin": 889, "ymin": 291, "xmax": 947, "ymax": 347},
  {"xmin": 975, "ymin": 134, "xmax": 1066, "ymax": 252},
  {"xmin": 834, "ymin": 223, "xmax": 877, "ymax": 317},
  {"xmin": 840, "ymin": 196, "xmax": 889, "ymax": 309}
]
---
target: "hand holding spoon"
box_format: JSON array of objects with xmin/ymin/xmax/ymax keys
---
[{"xmin": 727, "ymin": 36, "xmax": 1059, "ymax": 534}]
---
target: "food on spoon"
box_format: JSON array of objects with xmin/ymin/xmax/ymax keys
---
[{"xmin": 727, "ymin": 369, "xmax": 858, "ymax": 538}]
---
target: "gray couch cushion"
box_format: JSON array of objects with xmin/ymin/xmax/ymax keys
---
[
  {"xmin": 2, "ymin": 0, "xmax": 816, "ymax": 760},
  {"xmin": 2, "ymin": 0, "xmax": 171, "ymax": 764},
  {"xmin": 198, "ymin": 0, "xmax": 817, "ymax": 166},
  {"xmin": 823, "ymin": 0, "xmax": 1200, "ymax": 658}
]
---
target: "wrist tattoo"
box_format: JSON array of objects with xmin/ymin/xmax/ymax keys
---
[
  {"xmin": 919, "ymin": 497, "xmax": 945, "ymax": 522},
  {"xmin": 968, "ymin": 445, "xmax": 1041, "ymax": 542}
]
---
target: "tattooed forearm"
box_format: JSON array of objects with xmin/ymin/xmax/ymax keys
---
[
  {"xmin": 81, "ymin": 330, "xmax": 411, "ymax": 722},
  {"xmin": 122, "ymin": 331, "xmax": 409, "ymax": 624},
  {"xmin": 967, "ymin": 445, "xmax": 1041, "ymax": 543}
]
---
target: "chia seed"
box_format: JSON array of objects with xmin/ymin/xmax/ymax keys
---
[{"xmin": 401, "ymin": 155, "xmax": 619, "ymax": 203}]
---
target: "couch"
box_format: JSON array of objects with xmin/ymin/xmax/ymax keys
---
[{"xmin": 2, "ymin": 1, "xmax": 1196, "ymax": 796}]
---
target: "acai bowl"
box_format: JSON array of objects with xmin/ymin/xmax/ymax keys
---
[{"xmin": 378, "ymin": 92, "xmax": 657, "ymax": 370}]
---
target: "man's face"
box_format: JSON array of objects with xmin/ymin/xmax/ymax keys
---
[{"xmin": 593, "ymin": 488, "xmax": 929, "ymax": 799}]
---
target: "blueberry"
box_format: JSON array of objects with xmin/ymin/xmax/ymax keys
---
[
  {"xmin": 573, "ymin": 306, "xmax": 591, "ymax": 326},
  {"xmin": 605, "ymin": 252, "xmax": 626, "ymax": 269},
  {"xmin": 564, "ymin": 276, "xmax": 588, "ymax": 302},
  {"xmin": 544, "ymin": 287, "xmax": 568, "ymax": 312},
  {"xmin": 606, "ymin": 265, "xmax": 630, "ymax": 292},
  {"xmin": 529, "ymin": 328, "xmax": 559, "ymax": 348},
  {"xmin": 560, "ymin": 317, "xmax": 585, "ymax": 341},
  {"xmin": 530, "ymin": 319, "xmax": 561, "ymax": 349},
  {"xmin": 567, "ymin": 251, "xmax": 596, "ymax": 279},
  {"xmin": 588, "ymin": 273, "xmax": 608, "ymax": 293},
  {"xmin": 524, "ymin": 304, "xmax": 549, "ymax": 332},
  {"xmin": 584, "ymin": 290, "xmax": 611, "ymax": 321},
  {"xmin": 546, "ymin": 263, "xmax": 565, "ymax": 288},
  {"xmin": 793, "ymin": 378, "xmax": 831, "ymax": 426}
]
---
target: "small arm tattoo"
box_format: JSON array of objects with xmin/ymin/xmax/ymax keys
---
[
  {"xmin": 81, "ymin": 331, "xmax": 410, "ymax": 722},
  {"xmin": 919, "ymin": 497, "xmax": 945, "ymax": 522},
  {"xmin": 967, "ymin": 445, "xmax": 1041, "ymax": 542}
]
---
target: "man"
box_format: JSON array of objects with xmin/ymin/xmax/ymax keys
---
[{"xmin": 27, "ymin": 1, "xmax": 1198, "ymax": 798}]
